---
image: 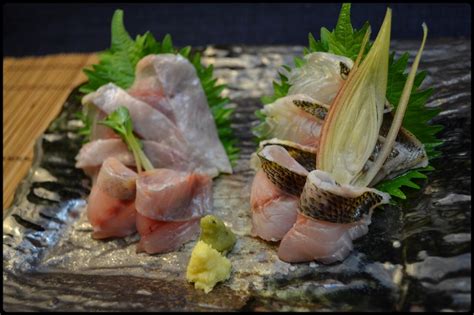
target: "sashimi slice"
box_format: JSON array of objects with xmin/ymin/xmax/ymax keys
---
[
  {"xmin": 277, "ymin": 213, "xmax": 370, "ymax": 264},
  {"xmin": 250, "ymin": 170, "xmax": 298, "ymax": 242},
  {"xmin": 87, "ymin": 157, "xmax": 138, "ymax": 239},
  {"xmin": 131, "ymin": 54, "xmax": 232, "ymax": 174},
  {"xmin": 255, "ymin": 94, "xmax": 324, "ymax": 148},
  {"xmin": 128, "ymin": 88, "xmax": 176, "ymax": 124},
  {"xmin": 135, "ymin": 168, "xmax": 212, "ymax": 221},
  {"xmin": 287, "ymin": 52, "xmax": 354, "ymax": 106},
  {"xmin": 136, "ymin": 213, "xmax": 200, "ymax": 254},
  {"xmin": 82, "ymin": 83, "xmax": 188, "ymax": 151},
  {"xmin": 76, "ymin": 139, "xmax": 191, "ymax": 171},
  {"xmin": 278, "ymin": 170, "xmax": 389, "ymax": 264}
]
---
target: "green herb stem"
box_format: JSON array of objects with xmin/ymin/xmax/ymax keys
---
[{"xmin": 99, "ymin": 106, "xmax": 154, "ymax": 173}]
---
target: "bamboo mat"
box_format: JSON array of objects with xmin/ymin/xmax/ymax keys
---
[{"xmin": 3, "ymin": 53, "xmax": 99, "ymax": 214}]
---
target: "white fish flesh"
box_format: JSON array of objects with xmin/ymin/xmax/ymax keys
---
[{"xmin": 130, "ymin": 54, "xmax": 232, "ymax": 174}]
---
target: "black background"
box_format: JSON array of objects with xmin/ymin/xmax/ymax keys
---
[{"xmin": 3, "ymin": 3, "xmax": 471, "ymax": 57}]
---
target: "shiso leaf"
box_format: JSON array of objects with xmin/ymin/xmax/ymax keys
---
[
  {"xmin": 375, "ymin": 165, "xmax": 434, "ymax": 200},
  {"xmin": 79, "ymin": 9, "xmax": 239, "ymax": 167},
  {"xmin": 317, "ymin": 9, "xmax": 391, "ymax": 185}
]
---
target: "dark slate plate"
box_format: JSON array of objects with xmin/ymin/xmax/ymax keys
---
[{"xmin": 3, "ymin": 42, "xmax": 471, "ymax": 312}]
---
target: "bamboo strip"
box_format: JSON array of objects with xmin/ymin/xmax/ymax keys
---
[
  {"xmin": 3, "ymin": 160, "xmax": 33, "ymax": 211},
  {"xmin": 3, "ymin": 53, "xmax": 98, "ymax": 213}
]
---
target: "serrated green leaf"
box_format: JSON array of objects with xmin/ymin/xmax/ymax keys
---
[
  {"xmin": 294, "ymin": 56, "xmax": 305, "ymax": 68},
  {"xmin": 110, "ymin": 9, "xmax": 134, "ymax": 52},
  {"xmin": 179, "ymin": 46, "xmax": 192, "ymax": 58},
  {"xmin": 161, "ymin": 34, "xmax": 174, "ymax": 53},
  {"xmin": 376, "ymin": 168, "xmax": 430, "ymax": 199}
]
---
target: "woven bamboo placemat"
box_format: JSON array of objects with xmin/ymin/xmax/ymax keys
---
[{"xmin": 3, "ymin": 53, "xmax": 99, "ymax": 213}]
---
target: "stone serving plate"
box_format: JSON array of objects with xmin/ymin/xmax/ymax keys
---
[{"xmin": 3, "ymin": 42, "xmax": 471, "ymax": 312}]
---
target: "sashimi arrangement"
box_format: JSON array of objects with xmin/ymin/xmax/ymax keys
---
[
  {"xmin": 75, "ymin": 10, "xmax": 236, "ymax": 257},
  {"xmin": 70, "ymin": 3, "xmax": 443, "ymax": 294},
  {"xmin": 251, "ymin": 4, "xmax": 442, "ymax": 263}
]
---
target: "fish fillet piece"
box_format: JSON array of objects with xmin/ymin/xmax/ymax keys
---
[
  {"xmin": 128, "ymin": 87, "xmax": 176, "ymax": 124},
  {"xmin": 250, "ymin": 170, "xmax": 298, "ymax": 242},
  {"xmin": 299, "ymin": 170, "xmax": 390, "ymax": 223},
  {"xmin": 254, "ymin": 94, "xmax": 324, "ymax": 147},
  {"xmin": 75, "ymin": 139, "xmax": 192, "ymax": 172},
  {"xmin": 278, "ymin": 170, "xmax": 389, "ymax": 263},
  {"xmin": 82, "ymin": 82, "xmax": 189, "ymax": 151},
  {"xmin": 277, "ymin": 213, "xmax": 370, "ymax": 264},
  {"xmin": 136, "ymin": 212, "xmax": 200, "ymax": 254},
  {"xmin": 287, "ymin": 52, "xmax": 354, "ymax": 106},
  {"xmin": 87, "ymin": 157, "xmax": 138, "ymax": 239},
  {"xmin": 135, "ymin": 168, "xmax": 212, "ymax": 221},
  {"xmin": 258, "ymin": 144, "xmax": 309, "ymax": 196},
  {"xmin": 130, "ymin": 54, "xmax": 232, "ymax": 174}
]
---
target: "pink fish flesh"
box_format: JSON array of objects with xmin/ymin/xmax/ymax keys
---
[
  {"xmin": 76, "ymin": 139, "xmax": 192, "ymax": 171},
  {"xmin": 277, "ymin": 212, "xmax": 371, "ymax": 264},
  {"xmin": 250, "ymin": 170, "xmax": 298, "ymax": 242},
  {"xmin": 87, "ymin": 157, "xmax": 138, "ymax": 239},
  {"xmin": 82, "ymin": 83, "xmax": 189, "ymax": 152},
  {"xmin": 136, "ymin": 212, "xmax": 200, "ymax": 254},
  {"xmin": 135, "ymin": 168, "xmax": 212, "ymax": 221}
]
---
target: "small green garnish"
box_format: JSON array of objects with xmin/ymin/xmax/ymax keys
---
[
  {"xmin": 199, "ymin": 215, "xmax": 236, "ymax": 254},
  {"xmin": 99, "ymin": 106, "xmax": 153, "ymax": 173}
]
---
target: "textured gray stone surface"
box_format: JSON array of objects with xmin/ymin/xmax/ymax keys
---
[{"xmin": 3, "ymin": 40, "xmax": 471, "ymax": 311}]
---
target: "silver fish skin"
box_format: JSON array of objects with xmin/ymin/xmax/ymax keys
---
[
  {"xmin": 258, "ymin": 144, "xmax": 309, "ymax": 196},
  {"xmin": 299, "ymin": 170, "xmax": 390, "ymax": 224}
]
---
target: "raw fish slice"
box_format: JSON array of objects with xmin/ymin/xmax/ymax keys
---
[
  {"xmin": 87, "ymin": 158, "xmax": 138, "ymax": 239},
  {"xmin": 96, "ymin": 157, "xmax": 137, "ymax": 200},
  {"xmin": 76, "ymin": 139, "xmax": 136, "ymax": 170},
  {"xmin": 257, "ymin": 138, "xmax": 317, "ymax": 171},
  {"xmin": 250, "ymin": 170, "xmax": 298, "ymax": 242},
  {"xmin": 287, "ymin": 52, "xmax": 354, "ymax": 106},
  {"xmin": 277, "ymin": 213, "xmax": 370, "ymax": 264},
  {"xmin": 132, "ymin": 54, "xmax": 232, "ymax": 174},
  {"xmin": 136, "ymin": 213, "xmax": 200, "ymax": 254},
  {"xmin": 258, "ymin": 144, "xmax": 309, "ymax": 196},
  {"xmin": 135, "ymin": 168, "xmax": 212, "ymax": 221},
  {"xmin": 254, "ymin": 94, "xmax": 324, "ymax": 147},
  {"xmin": 277, "ymin": 170, "xmax": 388, "ymax": 263},
  {"xmin": 82, "ymin": 83, "xmax": 189, "ymax": 151},
  {"xmin": 299, "ymin": 170, "xmax": 389, "ymax": 224},
  {"xmin": 76, "ymin": 139, "xmax": 192, "ymax": 172},
  {"xmin": 128, "ymin": 88, "xmax": 177, "ymax": 124}
]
